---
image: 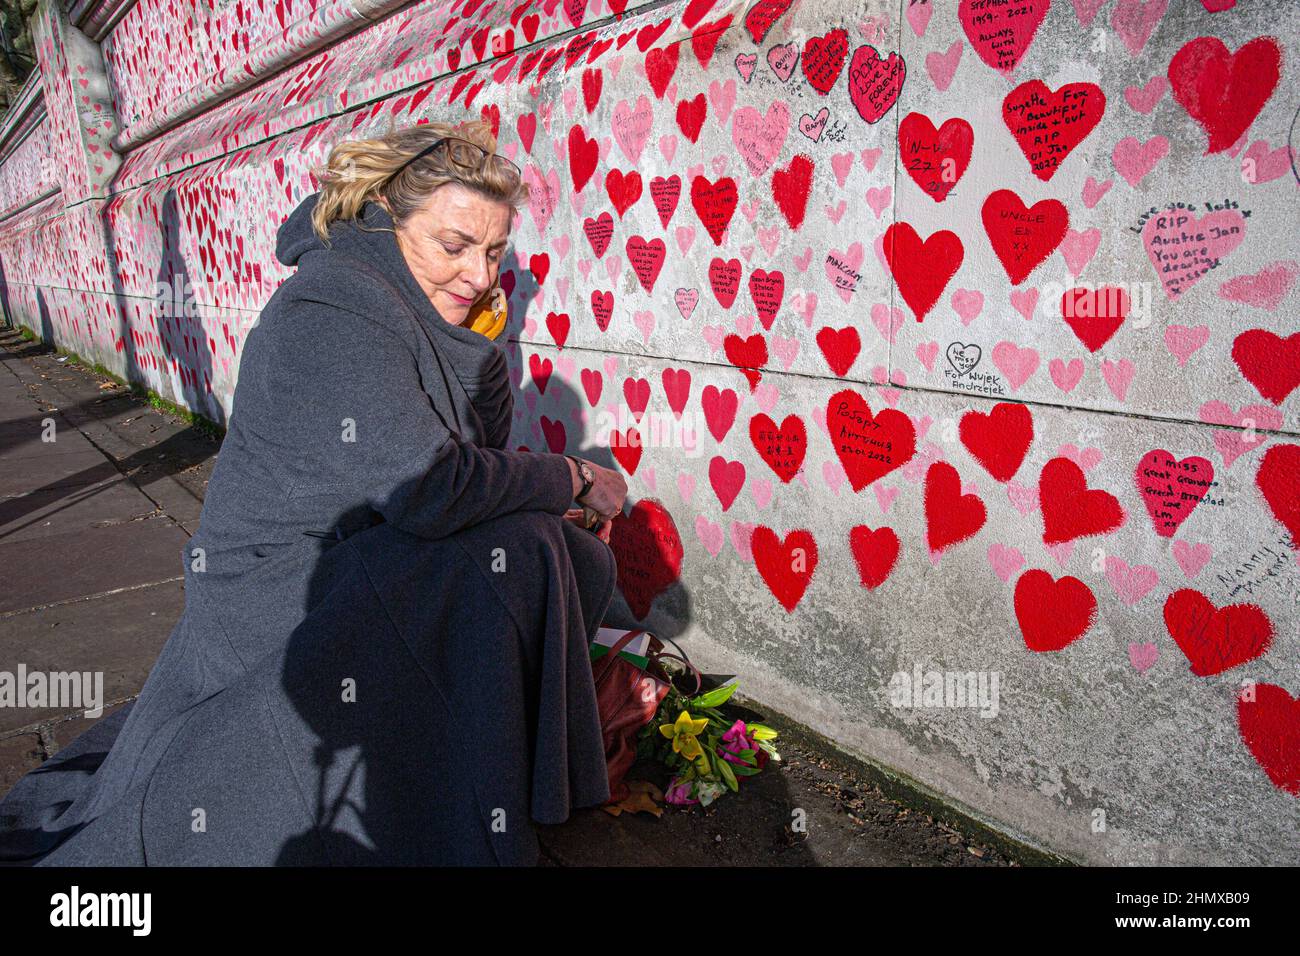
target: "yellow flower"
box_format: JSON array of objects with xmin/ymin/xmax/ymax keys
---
[{"xmin": 659, "ymin": 710, "xmax": 708, "ymax": 761}]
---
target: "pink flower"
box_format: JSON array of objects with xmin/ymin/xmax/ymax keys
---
[
  {"xmin": 718, "ymin": 719, "xmax": 770, "ymax": 772},
  {"xmin": 664, "ymin": 777, "xmax": 699, "ymax": 805}
]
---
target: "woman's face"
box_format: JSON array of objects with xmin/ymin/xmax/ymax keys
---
[{"xmin": 384, "ymin": 184, "xmax": 511, "ymax": 326}]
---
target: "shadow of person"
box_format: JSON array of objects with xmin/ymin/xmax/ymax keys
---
[
  {"xmin": 154, "ymin": 189, "xmax": 218, "ymax": 426},
  {"xmin": 492, "ymin": 269, "xmax": 695, "ymax": 643}
]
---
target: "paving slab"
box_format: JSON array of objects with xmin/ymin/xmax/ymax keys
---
[
  {"xmin": 0, "ymin": 733, "xmax": 44, "ymax": 796},
  {"xmin": 0, "ymin": 451, "xmax": 120, "ymax": 496},
  {"xmin": 0, "ymin": 579, "xmax": 182, "ymax": 732},
  {"xmin": 0, "ymin": 476, "xmax": 163, "ymax": 543},
  {"xmin": 0, "ymin": 518, "xmax": 187, "ymax": 614}
]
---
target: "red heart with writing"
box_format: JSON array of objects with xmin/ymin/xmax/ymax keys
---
[
  {"xmin": 744, "ymin": 0, "xmax": 793, "ymax": 44},
  {"xmin": 883, "ymin": 222, "xmax": 964, "ymax": 321},
  {"xmin": 959, "ymin": 0, "xmax": 1048, "ymax": 74},
  {"xmin": 690, "ymin": 175, "xmax": 738, "ymax": 245},
  {"xmin": 748, "ymin": 269, "xmax": 784, "ymax": 329},
  {"xmin": 960, "ymin": 402, "xmax": 1034, "ymax": 482},
  {"xmin": 1014, "ymin": 570, "xmax": 1097, "ymax": 652},
  {"xmin": 1237, "ymin": 683, "xmax": 1300, "ymax": 796},
  {"xmin": 1039, "ymin": 457, "xmax": 1125, "ymax": 544},
  {"xmin": 610, "ymin": 499, "xmax": 683, "ymax": 620},
  {"xmin": 802, "ymin": 28, "xmax": 849, "ymax": 95},
  {"xmin": 898, "ymin": 112, "xmax": 972, "ymax": 202},
  {"xmin": 1135, "ymin": 449, "xmax": 1215, "ymax": 538},
  {"xmin": 749, "ymin": 412, "xmax": 807, "ymax": 482},
  {"xmin": 846, "ymin": 45, "xmax": 906, "ymax": 124},
  {"xmin": 1002, "ymin": 81, "xmax": 1105, "ymax": 181},
  {"xmin": 583, "ymin": 212, "xmax": 614, "ymax": 257},
  {"xmin": 826, "ymin": 389, "xmax": 916, "ymax": 491},
  {"xmin": 625, "ymin": 235, "xmax": 666, "ymax": 293},
  {"xmin": 1169, "ymin": 36, "xmax": 1282, "ymax": 154},
  {"xmin": 590, "ymin": 290, "xmax": 613, "ymax": 331},
  {"xmin": 649, "ymin": 175, "xmax": 681, "ymax": 227},
  {"xmin": 751, "ymin": 526, "xmax": 818, "ymax": 612},
  {"xmin": 925, "ymin": 461, "xmax": 986, "ymax": 553},
  {"xmin": 849, "ymin": 525, "xmax": 900, "ymax": 590},
  {"xmin": 708, "ymin": 257, "xmax": 742, "ymax": 308},
  {"xmin": 982, "ymin": 189, "xmax": 1068, "ymax": 286},
  {"xmin": 1164, "ymin": 589, "xmax": 1273, "ymax": 676}
]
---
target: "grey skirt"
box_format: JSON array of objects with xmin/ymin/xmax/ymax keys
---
[{"xmin": 0, "ymin": 509, "xmax": 618, "ymax": 865}]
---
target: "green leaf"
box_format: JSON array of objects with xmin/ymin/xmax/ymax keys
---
[
  {"xmin": 691, "ymin": 683, "xmax": 739, "ymax": 709},
  {"xmin": 718, "ymin": 758, "xmax": 738, "ymax": 791},
  {"xmin": 730, "ymin": 763, "xmax": 761, "ymax": 776}
]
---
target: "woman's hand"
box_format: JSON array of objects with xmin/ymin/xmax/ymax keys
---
[
  {"xmin": 569, "ymin": 457, "xmax": 628, "ymax": 521},
  {"xmin": 563, "ymin": 507, "xmax": 613, "ymax": 543},
  {"xmin": 574, "ymin": 457, "xmax": 629, "ymax": 522}
]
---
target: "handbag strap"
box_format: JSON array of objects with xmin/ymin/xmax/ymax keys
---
[
  {"xmin": 651, "ymin": 650, "xmax": 703, "ymax": 696},
  {"xmin": 591, "ymin": 629, "xmax": 646, "ymax": 684}
]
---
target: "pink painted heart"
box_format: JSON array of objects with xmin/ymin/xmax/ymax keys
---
[
  {"xmin": 1198, "ymin": 400, "xmax": 1280, "ymax": 467},
  {"xmin": 1160, "ymin": 325, "xmax": 1208, "ymax": 368},
  {"xmin": 865, "ymin": 186, "xmax": 891, "ymax": 219},
  {"xmin": 1129, "ymin": 642, "xmax": 1159, "ymax": 673},
  {"xmin": 675, "ymin": 288, "xmax": 700, "ymax": 320},
  {"xmin": 1071, "ymin": 0, "xmax": 1106, "ymax": 26},
  {"xmin": 874, "ymin": 484, "xmax": 899, "ymax": 514},
  {"xmin": 1060, "ymin": 229, "xmax": 1100, "ymax": 277},
  {"xmin": 988, "ymin": 543, "xmax": 1025, "ymax": 583},
  {"xmin": 916, "ymin": 341, "xmax": 939, "ymax": 372},
  {"xmin": 1105, "ymin": 556, "xmax": 1159, "ymax": 605},
  {"xmin": 1240, "ymin": 140, "xmax": 1292, "ymax": 184},
  {"xmin": 799, "ymin": 107, "xmax": 830, "ymax": 141},
  {"xmin": 735, "ymin": 53, "xmax": 758, "ymax": 83},
  {"xmin": 1113, "ymin": 135, "xmax": 1169, "ymax": 187},
  {"xmin": 1007, "ymin": 481, "xmax": 1039, "ymax": 515},
  {"xmin": 1049, "ymin": 357, "xmax": 1084, "ymax": 392},
  {"xmin": 696, "ymin": 515, "xmax": 724, "ymax": 556},
  {"xmin": 1172, "ymin": 540, "xmax": 1212, "ymax": 579},
  {"xmin": 1010, "ymin": 288, "xmax": 1039, "ymax": 322},
  {"xmin": 767, "ymin": 42, "xmax": 798, "ymax": 82},
  {"xmin": 871, "ymin": 304, "xmax": 905, "ymax": 344},
  {"xmin": 826, "ymin": 242, "xmax": 865, "ymax": 304},
  {"xmin": 1102, "ymin": 359, "xmax": 1135, "ymax": 401},
  {"xmin": 1143, "ymin": 209, "xmax": 1246, "ymax": 299},
  {"xmin": 1112, "ymin": 0, "xmax": 1168, "ymax": 57},
  {"xmin": 1082, "ymin": 176, "xmax": 1113, "ymax": 208},
  {"xmin": 1124, "ymin": 75, "xmax": 1167, "ymax": 113},
  {"xmin": 732, "ymin": 102, "xmax": 790, "ymax": 177},
  {"xmin": 906, "ymin": 0, "xmax": 932, "ymax": 36},
  {"xmin": 924, "ymin": 40, "xmax": 962, "ymax": 92},
  {"xmin": 1218, "ymin": 260, "xmax": 1298, "ymax": 311},
  {"xmin": 951, "ymin": 289, "xmax": 984, "ymax": 325},
  {"xmin": 993, "ymin": 342, "xmax": 1039, "ymax": 390}
]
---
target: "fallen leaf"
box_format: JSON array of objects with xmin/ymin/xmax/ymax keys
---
[{"xmin": 600, "ymin": 779, "xmax": 664, "ymax": 817}]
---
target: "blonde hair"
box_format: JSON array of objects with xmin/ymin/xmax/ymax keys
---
[{"xmin": 308, "ymin": 118, "xmax": 528, "ymax": 247}]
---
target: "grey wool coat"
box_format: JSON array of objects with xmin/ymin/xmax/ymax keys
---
[{"xmin": 0, "ymin": 192, "xmax": 619, "ymax": 865}]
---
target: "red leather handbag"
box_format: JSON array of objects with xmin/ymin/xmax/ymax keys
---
[{"xmin": 590, "ymin": 630, "xmax": 701, "ymax": 804}]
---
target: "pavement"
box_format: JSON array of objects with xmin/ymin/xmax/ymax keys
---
[{"xmin": 0, "ymin": 325, "xmax": 1046, "ymax": 866}]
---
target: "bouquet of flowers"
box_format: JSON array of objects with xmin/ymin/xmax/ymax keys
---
[{"xmin": 636, "ymin": 679, "xmax": 780, "ymax": 807}]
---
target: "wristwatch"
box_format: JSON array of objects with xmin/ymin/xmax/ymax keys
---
[{"xmin": 567, "ymin": 455, "xmax": 595, "ymax": 502}]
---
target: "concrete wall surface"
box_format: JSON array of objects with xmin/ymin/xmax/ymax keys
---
[{"xmin": 0, "ymin": 0, "xmax": 1297, "ymax": 863}]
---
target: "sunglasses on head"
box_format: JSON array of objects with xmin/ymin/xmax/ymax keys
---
[{"xmin": 393, "ymin": 136, "xmax": 522, "ymax": 181}]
